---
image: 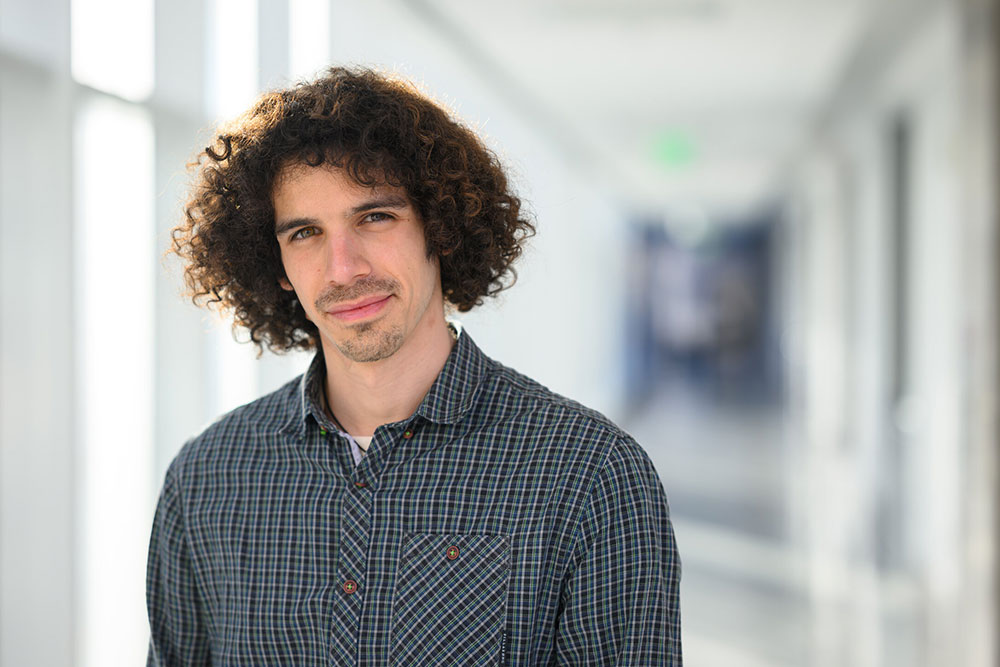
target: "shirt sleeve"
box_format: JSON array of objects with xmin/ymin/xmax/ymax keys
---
[
  {"xmin": 554, "ymin": 437, "xmax": 683, "ymax": 665},
  {"xmin": 146, "ymin": 458, "xmax": 211, "ymax": 666}
]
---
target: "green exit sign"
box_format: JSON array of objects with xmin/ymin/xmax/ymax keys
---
[{"xmin": 652, "ymin": 130, "xmax": 696, "ymax": 169}]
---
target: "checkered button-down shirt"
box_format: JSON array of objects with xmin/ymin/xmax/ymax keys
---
[{"xmin": 146, "ymin": 331, "xmax": 682, "ymax": 665}]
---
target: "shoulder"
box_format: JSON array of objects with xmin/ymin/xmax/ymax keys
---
[
  {"xmin": 169, "ymin": 373, "xmax": 303, "ymax": 471},
  {"xmin": 483, "ymin": 356, "xmax": 627, "ymax": 437},
  {"xmin": 477, "ymin": 355, "xmax": 654, "ymax": 476},
  {"xmin": 476, "ymin": 355, "xmax": 670, "ymax": 547}
]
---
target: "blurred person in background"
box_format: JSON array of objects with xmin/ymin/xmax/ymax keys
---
[{"xmin": 145, "ymin": 66, "xmax": 682, "ymax": 665}]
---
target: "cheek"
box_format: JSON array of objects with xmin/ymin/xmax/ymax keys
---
[
  {"xmin": 278, "ymin": 251, "xmax": 294, "ymax": 288},
  {"xmin": 423, "ymin": 256, "xmax": 442, "ymax": 289},
  {"xmin": 280, "ymin": 252, "xmax": 320, "ymax": 293}
]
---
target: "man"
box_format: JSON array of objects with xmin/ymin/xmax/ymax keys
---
[{"xmin": 147, "ymin": 66, "xmax": 682, "ymax": 665}]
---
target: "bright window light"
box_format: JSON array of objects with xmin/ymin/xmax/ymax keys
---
[
  {"xmin": 207, "ymin": 0, "xmax": 260, "ymax": 119},
  {"xmin": 290, "ymin": 0, "xmax": 331, "ymax": 79},
  {"xmin": 71, "ymin": 0, "xmax": 154, "ymax": 101},
  {"xmin": 74, "ymin": 97, "xmax": 155, "ymax": 667},
  {"xmin": 210, "ymin": 321, "xmax": 261, "ymax": 418}
]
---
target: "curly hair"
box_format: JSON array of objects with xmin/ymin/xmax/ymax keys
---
[{"xmin": 171, "ymin": 66, "xmax": 534, "ymax": 353}]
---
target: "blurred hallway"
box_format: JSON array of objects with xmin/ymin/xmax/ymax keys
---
[
  {"xmin": 629, "ymin": 385, "xmax": 787, "ymax": 542},
  {"xmin": 628, "ymin": 385, "xmax": 933, "ymax": 667},
  {"xmin": 627, "ymin": 386, "xmax": 798, "ymax": 665}
]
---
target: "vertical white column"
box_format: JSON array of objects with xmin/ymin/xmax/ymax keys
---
[
  {"xmin": 2, "ymin": 4, "xmax": 77, "ymax": 667},
  {"xmin": 906, "ymin": 19, "xmax": 964, "ymax": 662},
  {"xmin": 71, "ymin": 0, "xmax": 154, "ymax": 100},
  {"xmin": 259, "ymin": 0, "xmax": 290, "ymax": 90},
  {"xmin": 154, "ymin": 0, "xmax": 208, "ymax": 116},
  {"xmin": 74, "ymin": 97, "xmax": 156, "ymax": 667},
  {"xmin": 842, "ymin": 119, "xmax": 891, "ymax": 667},
  {"xmin": 798, "ymin": 153, "xmax": 854, "ymax": 667},
  {"xmin": 289, "ymin": 0, "xmax": 331, "ymax": 80},
  {"xmin": 0, "ymin": 61, "xmax": 76, "ymax": 667},
  {"xmin": 206, "ymin": 0, "xmax": 260, "ymax": 120},
  {"xmin": 958, "ymin": 0, "xmax": 998, "ymax": 664}
]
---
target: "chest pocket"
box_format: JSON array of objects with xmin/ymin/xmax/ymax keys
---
[{"xmin": 389, "ymin": 533, "xmax": 511, "ymax": 666}]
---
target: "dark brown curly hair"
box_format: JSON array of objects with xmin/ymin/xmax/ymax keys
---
[{"xmin": 171, "ymin": 66, "xmax": 534, "ymax": 353}]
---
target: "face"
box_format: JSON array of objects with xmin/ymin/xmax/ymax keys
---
[{"xmin": 273, "ymin": 164, "xmax": 445, "ymax": 364}]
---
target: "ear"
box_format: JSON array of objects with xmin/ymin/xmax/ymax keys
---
[{"xmin": 279, "ymin": 277, "xmax": 294, "ymax": 291}]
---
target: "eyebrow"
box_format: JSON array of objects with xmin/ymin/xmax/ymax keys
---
[
  {"xmin": 275, "ymin": 217, "xmax": 320, "ymax": 238},
  {"xmin": 274, "ymin": 195, "xmax": 410, "ymax": 237},
  {"xmin": 349, "ymin": 194, "xmax": 409, "ymax": 216}
]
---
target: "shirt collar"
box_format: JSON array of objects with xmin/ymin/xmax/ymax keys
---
[
  {"xmin": 413, "ymin": 328, "xmax": 489, "ymax": 425},
  {"xmin": 289, "ymin": 328, "xmax": 489, "ymax": 439}
]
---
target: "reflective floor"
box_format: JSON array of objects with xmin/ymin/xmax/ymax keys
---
[{"xmin": 624, "ymin": 384, "xmax": 927, "ymax": 667}]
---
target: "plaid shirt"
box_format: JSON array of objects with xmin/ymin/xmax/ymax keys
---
[{"xmin": 147, "ymin": 331, "xmax": 682, "ymax": 665}]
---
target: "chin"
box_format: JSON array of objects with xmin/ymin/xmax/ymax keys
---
[{"xmin": 332, "ymin": 325, "xmax": 406, "ymax": 364}]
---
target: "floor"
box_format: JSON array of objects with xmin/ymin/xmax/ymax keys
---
[{"xmin": 623, "ymin": 382, "xmax": 927, "ymax": 667}]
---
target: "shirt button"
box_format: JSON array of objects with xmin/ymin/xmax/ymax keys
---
[
  {"xmin": 342, "ymin": 579, "xmax": 358, "ymax": 594},
  {"xmin": 446, "ymin": 545, "xmax": 460, "ymax": 560},
  {"xmin": 403, "ymin": 429, "xmax": 414, "ymax": 439}
]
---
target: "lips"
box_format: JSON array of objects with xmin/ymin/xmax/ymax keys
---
[{"xmin": 326, "ymin": 294, "xmax": 392, "ymax": 321}]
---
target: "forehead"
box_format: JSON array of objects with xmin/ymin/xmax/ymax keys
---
[{"xmin": 272, "ymin": 163, "xmax": 392, "ymax": 202}]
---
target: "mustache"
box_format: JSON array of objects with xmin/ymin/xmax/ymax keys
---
[{"xmin": 315, "ymin": 277, "xmax": 399, "ymax": 311}]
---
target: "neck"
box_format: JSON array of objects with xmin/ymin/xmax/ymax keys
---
[{"xmin": 321, "ymin": 317, "xmax": 455, "ymax": 437}]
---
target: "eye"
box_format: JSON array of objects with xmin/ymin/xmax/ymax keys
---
[
  {"xmin": 362, "ymin": 211, "xmax": 393, "ymax": 224},
  {"xmin": 290, "ymin": 226, "xmax": 320, "ymax": 240}
]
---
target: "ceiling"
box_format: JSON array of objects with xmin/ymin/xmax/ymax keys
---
[{"xmin": 402, "ymin": 0, "xmax": 872, "ymax": 221}]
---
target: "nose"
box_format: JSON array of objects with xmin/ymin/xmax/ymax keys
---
[{"xmin": 323, "ymin": 230, "xmax": 372, "ymax": 285}]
